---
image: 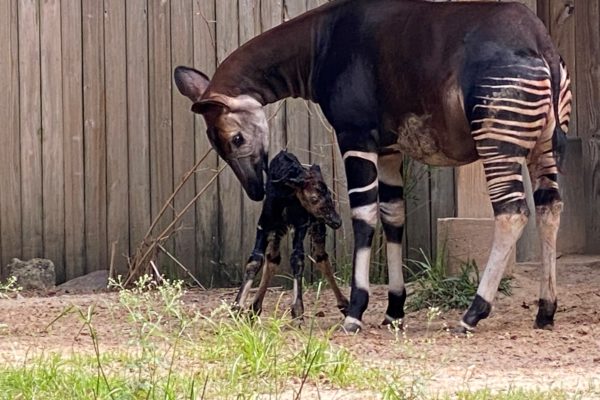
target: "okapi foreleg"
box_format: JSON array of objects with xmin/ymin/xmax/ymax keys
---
[
  {"xmin": 250, "ymin": 232, "xmax": 283, "ymax": 315},
  {"xmin": 289, "ymin": 225, "xmax": 309, "ymax": 320},
  {"xmin": 340, "ymin": 143, "xmax": 379, "ymax": 333},
  {"xmin": 377, "ymin": 152, "xmax": 406, "ymax": 327},
  {"xmin": 234, "ymin": 226, "xmax": 269, "ymax": 310},
  {"xmin": 309, "ymin": 223, "xmax": 349, "ymax": 315}
]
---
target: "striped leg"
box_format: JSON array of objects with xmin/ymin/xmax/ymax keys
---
[
  {"xmin": 250, "ymin": 231, "xmax": 283, "ymax": 315},
  {"xmin": 310, "ymin": 223, "xmax": 349, "ymax": 315},
  {"xmin": 529, "ymin": 59, "xmax": 570, "ymax": 330},
  {"xmin": 461, "ymin": 61, "xmax": 553, "ymax": 331},
  {"xmin": 378, "ymin": 153, "xmax": 406, "ymax": 327},
  {"xmin": 234, "ymin": 226, "xmax": 268, "ymax": 311},
  {"xmin": 289, "ymin": 225, "xmax": 308, "ymax": 320},
  {"xmin": 340, "ymin": 142, "xmax": 379, "ymax": 333}
]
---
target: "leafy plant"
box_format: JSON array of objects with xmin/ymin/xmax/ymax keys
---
[{"xmin": 406, "ymin": 249, "xmax": 512, "ymax": 312}]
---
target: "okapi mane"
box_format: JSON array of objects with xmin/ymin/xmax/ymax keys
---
[{"xmin": 268, "ymin": 150, "xmax": 307, "ymax": 184}]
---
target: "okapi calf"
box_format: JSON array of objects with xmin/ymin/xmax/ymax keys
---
[{"xmin": 233, "ymin": 150, "xmax": 349, "ymax": 320}]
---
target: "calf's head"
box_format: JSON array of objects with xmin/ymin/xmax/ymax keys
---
[
  {"xmin": 281, "ymin": 163, "xmax": 342, "ymax": 229},
  {"xmin": 174, "ymin": 66, "xmax": 268, "ymax": 201}
]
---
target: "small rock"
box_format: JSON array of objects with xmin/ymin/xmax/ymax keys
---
[
  {"xmin": 58, "ymin": 270, "xmax": 109, "ymax": 293},
  {"xmin": 6, "ymin": 258, "xmax": 56, "ymax": 290}
]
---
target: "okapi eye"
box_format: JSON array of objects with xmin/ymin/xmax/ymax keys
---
[{"xmin": 232, "ymin": 133, "xmax": 244, "ymax": 147}]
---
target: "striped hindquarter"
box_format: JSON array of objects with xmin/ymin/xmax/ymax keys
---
[{"xmin": 461, "ymin": 58, "xmax": 569, "ymax": 330}]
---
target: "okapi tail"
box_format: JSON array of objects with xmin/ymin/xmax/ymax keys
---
[{"xmin": 551, "ymin": 56, "xmax": 572, "ymax": 171}]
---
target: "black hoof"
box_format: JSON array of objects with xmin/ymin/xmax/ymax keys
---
[
  {"xmin": 533, "ymin": 320, "xmax": 554, "ymax": 331},
  {"xmin": 381, "ymin": 317, "xmax": 404, "ymax": 331},
  {"xmin": 341, "ymin": 319, "xmax": 363, "ymax": 334},
  {"xmin": 451, "ymin": 321, "xmax": 475, "ymax": 335}
]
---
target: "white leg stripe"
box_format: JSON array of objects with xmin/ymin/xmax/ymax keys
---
[
  {"xmin": 238, "ymin": 279, "xmax": 254, "ymax": 307},
  {"xmin": 348, "ymin": 180, "xmax": 378, "ymax": 195},
  {"xmin": 351, "ymin": 203, "xmax": 378, "ymax": 227},
  {"xmin": 354, "ymin": 248, "xmax": 371, "ymax": 291},
  {"xmin": 343, "ymin": 151, "xmax": 378, "ymax": 165},
  {"xmin": 460, "ymin": 320, "xmax": 475, "ymax": 332},
  {"xmin": 477, "ymin": 213, "xmax": 528, "ymax": 302},
  {"xmin": 292, "ymin": 279, "xmax": 299, "ymax": 304},
  {"xmin": 379, "ymin": 201, "xmax": 405, "ymax": 226},
  {"xmin": 387, "ymin": 242, "xmax": 404, "ymax": 293}
]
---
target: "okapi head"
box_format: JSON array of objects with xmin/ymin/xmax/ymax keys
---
[
  {"xmin": 269, "ymin": 151, "xmax": 342, "ymax": 230},
  {"xmin": 174, "ymin": 66, "xmax": 269, "ymax": 201}
]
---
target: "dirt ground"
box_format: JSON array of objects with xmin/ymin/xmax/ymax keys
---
[{"xmin": 1, "ymin": 255, "xmax": 599, "ymax": 396}]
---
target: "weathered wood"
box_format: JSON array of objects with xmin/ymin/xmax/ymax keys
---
[
  {"xmin": 19, "ymin": 0, "xmax": 44, "ymax": 260},
  {"xmin": 438, "ymin": 218, "xmax": 515, "ymax": 277},
  {"xmin": 455, "ymin": 161, "xmax": 493, "ymax": 218},
  {"xmin": 171, "ymin": 0, "xmax": 196, "ymax": 277},
  {"xmin": 216, "ymin": 0, "xmax": 243, "ymax": 284},
  {"xmin": 575, "ymin": 0, "xmax": 600, "ymax": 253},
  {"xmin": 538, "ymin": 0, "xmax": 577, "ymax": 133},
  {"xmin": 193, "ymin": 0, "xmax": 219, "ymax": 285},
  {"xmin": 430, "ymin": 167, "xmax": 456, "ymax": 257},
  {"xmin": 557, "ymin": 138, "xmax": 586, "ymax": 254},
  {"xmin": 0, "ymin": 0, "xmax": 22, "ymax": 274},
  {"xmin": 239, "ymin": 0, "xmax": 264, "ymax": 278},
  {"xmin": 105, "ymin": 0, "xmax": 129, "ymax": 276},
  {"xmin": 404, "ymin": 161, "xmax": 432, "ymax": 260},
  {"xmin": 149, "ymin": 0, "xmax": 174, "ymax": 271},
  {"xmin": 62, "ymin": 0, "xmax": 85, "ymax": 281},
  {"xmin": 83, "ymin": 0, "xmax": 107, "ymax": 272},
  {"xmin": 126, "ymin": 0, "xmax": 152, "ymax": 270},
  {"xmin": 41, "ymin": 0, "xmax": 65, "ymax": 281}
]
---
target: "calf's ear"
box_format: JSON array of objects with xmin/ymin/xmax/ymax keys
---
[{"xmin": 174, "ymin": 66, "xmax": 211, "ymax": 102}]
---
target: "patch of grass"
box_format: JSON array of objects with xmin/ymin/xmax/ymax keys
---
[
  {"xmin": 450, "ymin": 387, "xmax": 595, "ymax": 400},
  {"xmin": 406, "ymin": 250, "xmax": 512, "ymax": 312},
  {"xmin": 0, "ymin": 276, "xmax": 21, "ymax": 299}
]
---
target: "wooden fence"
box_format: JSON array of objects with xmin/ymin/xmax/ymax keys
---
[{"xmin": 0, "ymin": 0, "xmax": 597, "ymax": 286}]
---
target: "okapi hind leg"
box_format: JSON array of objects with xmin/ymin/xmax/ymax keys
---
[
  {"xmin": 530, "ymin": 157, "xmax": 563, "ymax": 330},
  {"xmin": 289, "ymin": 225, "xmax": 309, "ymax": 321},
  {"xmin": 310, "ymin": 223, "xmax": 349, "ymax": 316}
]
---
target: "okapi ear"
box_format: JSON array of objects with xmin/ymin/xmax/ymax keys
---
[
  {"xmin": 191, "ymin": 99, "xmax": 229, "ymax": 116},
  {"xmin": 174, "ymin": 65, "xmax": 211, "ymax": 102},
  {"xmin": 309, "ymin": 164, "xmax": 323, "ymax": 178}
]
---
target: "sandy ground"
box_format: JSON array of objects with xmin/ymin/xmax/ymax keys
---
[{"xmin": 1, "ymin": 255, "xmax": 599, "ymax": 397}]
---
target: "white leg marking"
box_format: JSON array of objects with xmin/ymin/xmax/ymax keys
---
[
  {"xmin": 348, "ymin": 180, "xmax": 378, "ymax": 195},
  {"xmin": 238, "ymin": 279, "xmax": 254, "ymax": 307},
  {"xmin": 351, "ymin": 203, "xmax": 378, "ymax": 227},
  {"xmin": 292, "ymin": 279, "xmax": 299, "ymax": 305},
  {"xmin": 477, "ymin": 213, "xmax": 528, "ymax": 303},
  {"xmin": 537, "ymin": 202, "xmax": 562, "ymax": 301},
  {"xmin": 343, "ymin": 151, "xmax": 378, "ymax": 165},
  {"xmin": 379, "ymin": 201, "xmax": 405, "ymax": 227},
  {"xmin": 354, "ymin": 248, "xmax": 371, "ymax": 292},
  {"xmin": 387, "ymin": 242, "xmax": 404, "ymax": 293}
]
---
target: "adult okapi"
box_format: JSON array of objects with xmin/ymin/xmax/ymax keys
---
[{"xmin": 174, "ymin": 0, "xmax": 571, "ymax": 333}]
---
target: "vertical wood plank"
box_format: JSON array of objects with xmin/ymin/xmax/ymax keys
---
[
  {"xmin": 538, "ymin": 0, "xmax": 577, "ymax": 133},
  {"xmin": 148, "ymin": 0, "xmax": 174, "ymax": 271},
  {"xmin": 105, "ymin": 0, "xmax": 129, "ymax": 275},
  {"xmin": 41, "ymin": 0, "xmax": 65, "ymax": 280},
  {"xmin": 239, "ymin": 0, "xmax": 263, "ymax": 277},
  {"xmin": 429, "ymin": 167, "xmax": 455, "ymax": 257},
  {"xmin": 0, "ymin": 0, "xmax": 22, "ymax": 273},
  {"xmin": 192, "ymin": 0, "xmax": 219, "ymax": 285},
  {"xmin": 456, "ymin": 161, "xmax": 493, "ymax": 218},
  {"xmin": 19, "ymin": 0, "xmax": 43, "ymax": 261},
  {"xmin": 126, "ymin": 0, "xmax": 151, "ymax": 267},
  {"xmin": 62, "ymin": 0, "xmax": 85, "ymax": 280},
  {"xmin": 575, "ymin": 0, "xmax": 600, "ymax": 252},
  {"xmin": 216, "ymin": 0, "xmax": 243, "ymax": 284},
  {"xmin": 83, "ymin": 0, "xmax": 107, "ymax": 272},
  {"xmin": 171, "ymin": 0, "xmax": 196, "ymax": 277},
  {"xmin": 404, "ymin": 161, "xmax": 432, "ymax": 260}
]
